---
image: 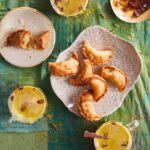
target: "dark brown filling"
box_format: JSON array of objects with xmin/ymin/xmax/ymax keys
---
[{"xmin": 116, "ymin": 0, "xmax": 150, "ymax": 17}]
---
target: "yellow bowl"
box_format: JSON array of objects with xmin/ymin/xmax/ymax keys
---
[
  {"xmin": 50, "ymin": 0, "xmax": 88, "ymax": 17},
  {"xmin": 94, "ymin": 121, "xmax": 132, "ymax": 150},
  {"xmin": 8, "ymin": 85, "xmax": 47, "ymax": 124}
]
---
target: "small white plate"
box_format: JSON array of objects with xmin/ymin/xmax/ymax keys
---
[
  {"xmin": 50, "ymin": 26, "xmax": 141, "ymax": 118},
  {"xmin": 0, "ymin": 7, "xmax": 56, "ymax": 68}
]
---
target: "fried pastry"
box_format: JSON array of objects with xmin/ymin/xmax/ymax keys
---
[
  {"xmin": 78, "ymin": 90, "xmax": 101, "ymax": 121},
  {"xmin": 82, "ymin": 41, "xmax": 112, "ymax": 65},
  {"xmin": 49, "ymin": 52, "xmax": 79, "ymax": 77},
  {"xmin": 7, "ymin": 29, "xmax": 33, "ymax": 49},
  {"xmin": 84, "ymin": 75, "xmax": 108, "ymax": 102},
  {"xmin": 99, "ymin": 66, "xmax": 128, "ymax": 92},
  {"xmin": 33, "ymin": 31, "xmax": 50, "ymax": 50},
  {"xmin": 69, "ymin": 59, "xmax": 93, "ymax": 85}
]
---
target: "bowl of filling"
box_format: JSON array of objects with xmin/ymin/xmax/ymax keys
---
[{"xmin": 111, "ymin": 0, "xmax": 150, "ymax": 23}]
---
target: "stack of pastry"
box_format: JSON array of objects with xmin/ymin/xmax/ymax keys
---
[{"xmin": 49, "ymin": 41, "xmax": 128, "ymax": 121}]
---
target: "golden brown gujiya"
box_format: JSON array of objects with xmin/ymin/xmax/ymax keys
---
[
  {"xmin": 33, "ymin": 31, "xmax": 50, "ymax": 50},
  {"xmin": 78, "ymin": 90, "xmax": 101, "ymax": 121},
  {"xmin": 69, "ymin": 59, "xmax": 93, "ymax": 85},
  {"xmin": 49, "ymin": 52, "xmax": 79, "ymax": 77},
  {"xmin": 82, "ymin": 41, "xmax": 112, "ymax": 65},
  {"xmin": 7, "ymin": 29, "xmax": 33, "ymax": 49},
  {"xmin": 84, "ymin": 75, "xmax": 108, "ymax": 102},
  {"xmin": 99, "ymin": 66, "xmax": 128, "ymax": 92}
]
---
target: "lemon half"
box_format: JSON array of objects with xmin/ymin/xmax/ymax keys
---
[
  {"xmin": 94, "ymin": 122, "xmax": 132, "ymax": 150},
  {"xmin": 8, "ymin": 86, "xmax": 47, "ymax": 124},
  {"xmin": 50, "ymin": 0, "xmax": 88, "ymax": 17}
]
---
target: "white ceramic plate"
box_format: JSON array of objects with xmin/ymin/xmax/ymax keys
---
[
  {"xmin": 50, "ymin": 26, "xmax": 141, "ymax": 118},
  {"xmin": 0, "ymin": 7, "xmax": 56, "ymax": 68}
]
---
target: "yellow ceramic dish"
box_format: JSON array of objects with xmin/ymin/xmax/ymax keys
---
[
  {"xmin": 94, "ymin": 122, "xmax": 132, "ymax": 150},
  {"xmin": 50, "ymin": 0, "xmax": 88, "ymax": 17},
  {"xmin": 8, "ymin": 85, "xmax": 47, "ymax": 124}
]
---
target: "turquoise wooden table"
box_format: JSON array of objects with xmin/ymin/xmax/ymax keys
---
[{"xmin": 0, "ymin": 0, "xmax": 150, "ymax": 150}]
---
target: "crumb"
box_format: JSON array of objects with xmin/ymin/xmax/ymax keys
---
[
  {"xmin": 38, "ymin": 132, "xmax": 48, "ymax": 143},
  {"xmin": 46, "ymin": 114, "xmax": 52, "ymax": 119},
  {"xmin": 18, "ymin": 19, "xmax": 24, "ymax": 24},
  {"xmin": 50, "ymin": 123, "xmax": 58, "ymax": 131}
]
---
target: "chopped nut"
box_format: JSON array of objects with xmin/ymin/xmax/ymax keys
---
[
  {"xmin": 20, "ymin": 105, "xmax": 26, "ymax": 112},
  {"xmin": 37, "ymin": 99, "xmax": 44, "ymax": 104},
  {"xmin": 121, "ymin": 141, "xmax": 128, "ymax": 147},
  {"xmin": 78, "ymin": 6, "xmax": 83, "ymax": 11},
  {"xmin": 102, "ymin": 144, "xmax": 107, "ymax": 148},
  {"xmin": 10, "ymin": 95, "xmax": 14, "ymax": 101},
  {"xmin": 112, "ymin": 122, "xmax": 116, "ymax": 125},
  {"xmin": 46, "ymin": 114, "xmax": 52, "ymax": 119},
  {"xmin": 50, "ymin": 123, "xmax": 58, "ymax": 130},
  {"xmin": 99, "ymin": 13, "xmax": 106, "ymax": 19},
  {"xmin": 113, "ymin": 23, "xmax": 120, "ymax": 28},
  {"xmin": 18, "ymin": 86, "xmax": 24, "ymax": 90},
  {"xmin": 60, "ymin": 7, "xmax": 63, "ymax": 12}
]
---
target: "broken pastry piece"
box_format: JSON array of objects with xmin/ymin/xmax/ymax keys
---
[
  {"xmin": 7, "ymin": 30, "xmax": 50, "ymax": 50},
  {"xmin": 78, "ymin": 90, "xmax": 101, "ymax": 121},
  {"xmin": 33, "ymin": 31, "xmax": 50, "ymax": 50},
  {"xmin": 84, "ymin": 75, "xmax": 108, "ymax": 102},
  {"xmin": 82, "ymin": 41, "xmax": 112, "ymax": 65},
  {"xmin": 69, "ymin": 59, "xmax": 93, "ymax": 86},
  {"xmin": 49, "ymin": 52, "xmax": 79, "ymax": 77},
  {"xmin": 99, "ymin": 66, "xmax": 128, "ymax": 92},
  {"xmin": 7, "ymin": 29, "xmax": 33, "ymax": 49}
]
